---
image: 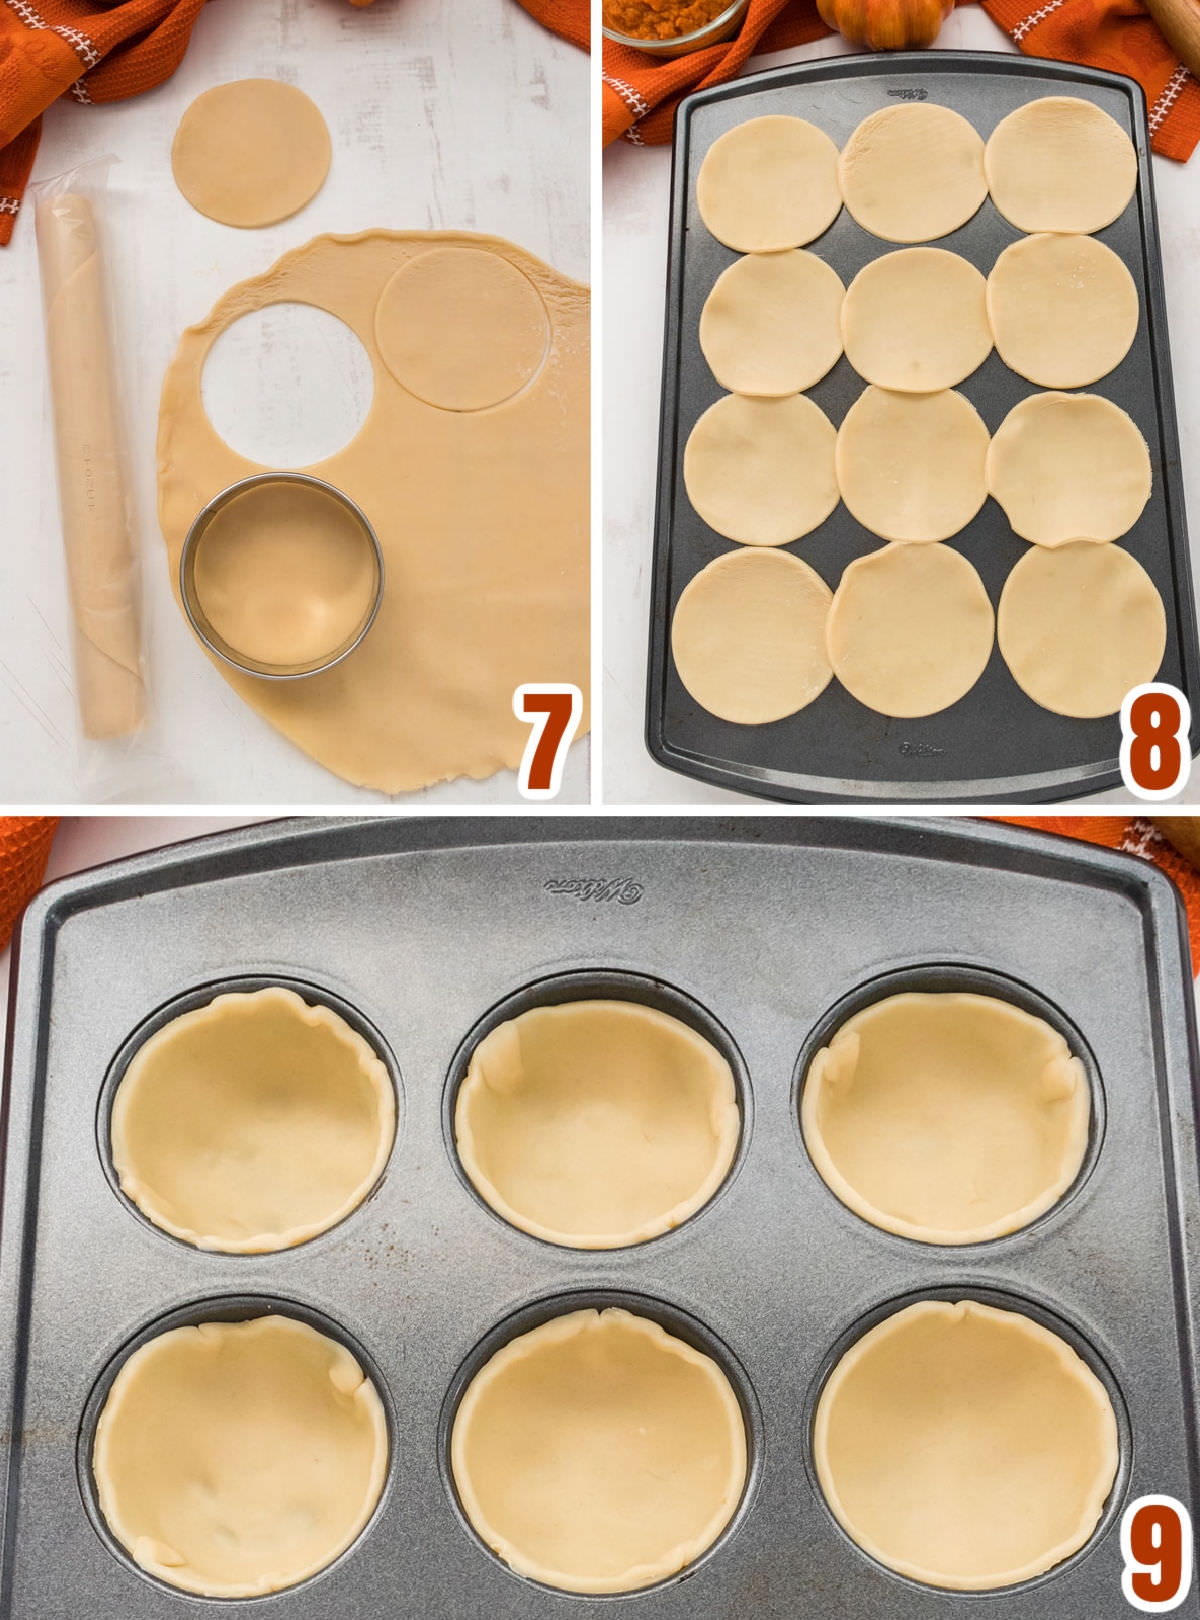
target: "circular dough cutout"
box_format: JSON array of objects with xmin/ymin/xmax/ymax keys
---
[
  {"xmin": 985, "ymin": 96, "xmax": 1137, "ymax": 234},
  {"xmin": 94, "ymin": 1315, "xmax": 388, "ymax": 1598},
  {"xmin": 110, "ymin": 987, "xmax": 396, "ymax": 1253},
  {"xmin": 987, "ymin": 233, "xmax": 1139, "ymax": 388},
  {"xmin": 802, "ymin": 991, "xmax": 1090, "ymax": 1244},
  {"xmin": 998, "ymin": 541, "xmax": 1166, "ymax": 717},
  {"xmin": 451, "ymin": 1307, "xmax": 748, "ymax": 1593},
  {"xmin": 842, "ymin": 249, "xmax": 991, "ymax": 392},
  {"xmin": 671, "ymin": 548, "xmax": 833, "ymax": 724},
  {"xmin": 171, "ymin": 80, "xmax": 331, "ymax": 229},
  {"xmin": 837, "ymin": 386, "xmax": 989, "ymax": 542},
  {"xmin": 696, "ymin": 116, "xmax": 842, "ymax": 252},
  {"xmin": 699, "ymin": 250, "xmax": 845, "ymax": 396},
  {"xmin": 374, "ymin": 246, "xmax": 549, "ymax": 412},
  {"xmin": 987, "ymin": 392, "xmax": 1151, "ymax": 545},
  {"xmin": 456, "ymin": 1000, "xmax": 740, "ymax": 1247},
  {"xmin": 828, "ymin": 543, "xmax": 994, "ymax": 718},
  {"xmin": 838, "ymin": 104, "xmax": 987, "ymax": 243},
  {"xmin": 685, "ymin": 392, "xmax": 839, "ymax": 546},
  {"xmin": 814, "ymin": 1298, "xmax": 1119, "ymax": 1590}
]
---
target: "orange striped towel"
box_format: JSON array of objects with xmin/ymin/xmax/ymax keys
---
[{"xmin": 0, "ymin": 818, "xmax": 58, "ymax": 950}]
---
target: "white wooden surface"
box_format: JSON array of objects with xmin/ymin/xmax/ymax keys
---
[
  {"xmin": 602, "ymin": 12, "xmax": 1200, "ymax": 807},
  {"xmin": 0, "ymin": 0, "xmax": 588, "ymax": 806}
]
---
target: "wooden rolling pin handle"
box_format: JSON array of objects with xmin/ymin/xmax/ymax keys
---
[{"xmin": 1143, "ymin": 0, "xmax": 1200, "ymax": 82}]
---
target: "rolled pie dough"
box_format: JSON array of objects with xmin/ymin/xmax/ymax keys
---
[
  {"xmin": 841, "ymin": 248, "xmax": 991, "ymax": 392},
  {"xmin": 110, "ymin": 986, "xmax": 395, "ymax": 1252},
  {"xmin": 814, "ymin": 1299, "xmax": 1119, "ymax": 1589},
  {"xmin": 985, "ymin": 96, "xmax": 1137, "ymax": 234},
  {"xmin": 836, "ymin": 387, "xmax": 989, "ymax": 543},
  {"xmin": 802, "ymin": 991, "xmax": 1089, "ymax": 1243},
  {"xmin": 456, "ymin": 1000, "xmax": 740, "ymax": 1247},
  {"xmin": 171, "ymin": 80, "xmax": 331, "ymax": 228},
  {"xmin": 838, "ymin": 104, "xmax": 987, "ymax": 243},
  {"xmin": 696, "ymin": 116, "xmax": 842, "ymax": 252},
  {"xmin": 987, "ymin": 233, "xmax": 1139, "ymax": 388},
  {"xmin": 158, "ymin": 232, "xmax": 589, "ymax": 792},
  {"xmin": 684, "ymin": 392, "xmax": 839, "ymax": 546},
  {"xmin": 699, "ymin": 249, "xmax": 845, "ymax": 396},
  {"xmin": 670, "ymin": 547, "xmax": 834, "ymax": 724},
  {"xmin": 998, "ymin": 541, "xmax": 1166, "ymax": 717},
  {"xmin": 94, "ymin": 1315, "xmax": 388, "ymax": 1597},
  {"xmin": 451, "ymin": 1307, "xmax": 747, "ymax": 1593}
]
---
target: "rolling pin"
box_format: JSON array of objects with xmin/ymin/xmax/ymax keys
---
[{"xmin": 1142, "ymin": 0, "xmax": 1200, "ymax": 80}]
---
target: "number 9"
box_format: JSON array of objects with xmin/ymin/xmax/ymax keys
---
[{"xmin": 1121, "ymin": 1495, "xmax": 1193, "ymax": 1611}]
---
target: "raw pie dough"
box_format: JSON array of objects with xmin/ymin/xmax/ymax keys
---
[
  {"xmin": 802, "ymin": 991, "xmax": 1089, "ymax": 1243},
  {"xmin": 998, "ymin": 541, "xmax": 1167, "ymax": 717},
  {"xmin": 110, "ymin": 986, "xmax": 395, "ymax": 1252},
  {"xmin": 987, "ymin": 392, "xmax": 1152, "ymax": 545},
  {"xmin": 985, "ymin": 96, "xmax": 1137, "ymax": 234},
  {"xmin": 696, "ymin": 116, "xmax": 842, "ymax": 252},
  {"xmin": 451, "ymin": 1307, "xmax": 747, "ymax": 1592},
  {"xmin": 171, "ymin": 80, "xmax": 331, "ymax": 228},
  {"xmin": 158, "ymin": 232, "xmax": 589, "ymax": 792},
  {"xmin": 94, "ymin": 1315, "xmax": 388, "ymax": 1597},
  {"xmin": 456, "ymin": 1000, "xmax": 740, "ymax": 1247},
  {"xmin": 836, "ymin": 387, "xmax": 989, "ymax": 542},
  {"xmin": 814, "ymin": 1299, "xmax": 1119, "ymax": 1589},
  {"xmin": 838, "ymin": 104, "xmax": 987, "ymax": 243},
  {"xmin": 827, "ymin": 543, "xmax": 994, "ymax": 717},
  {"xmin": 987, "ymin": 233, "xmax": 1139, "ymax": 388},
  {"xmin": 842, "ymin": 248, "xmax": 991, "ymax": 392},
  {"xmin": 670, "ymin": 548, "xmax": 833, "ymax": 724},
  {"xmin": 699, "ymin": 249, "xmax": 845, "ymax": 396},
  {"xmin": 684, "ymin": 393, "xmax": 839, "ymax": 545}
]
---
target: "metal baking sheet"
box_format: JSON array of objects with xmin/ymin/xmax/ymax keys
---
[
  {"xmin": 645, "ymin": 53, "xmax": 1200, "ymax": 803},
  {"xmin": 1, "ymin": 814, "xmax": 1198, "ymax": 1616}
]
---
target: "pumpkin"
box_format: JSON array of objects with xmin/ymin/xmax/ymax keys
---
[{"xmin": 816, "ymin": 0, "xmax": 953, "ymax": 49}]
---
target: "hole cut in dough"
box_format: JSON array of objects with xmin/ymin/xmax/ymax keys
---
[
  {"xmin": 987, "ymin": 392, "xmax": 1152, "ymax": 546},
  {"xmin": 838, "ymin": 104, "xmax": 987, "ymax": 243},
  {"xmin": 171, "ymin": 80, "xmax": 331, "ymax": 229},
  {"xmin": 836, "ymin": 387, "xmax": 989, "ymax": 543},
  {"xmin": 94, "ymin": 1315, "xmax": 389, "ymax": 1598},
  {"xmin": 684, "ymin": 393, "xmax": 839, "ymax": 546},
  {"xmin": 699, "ymin": 250, "xmax": 845, "ymax": 396},
  {"xmin": 842, "ymin": 249, "xmax": 991, "ymax": 392},
  {"xmin": 998, "ymin": 541, "xmax": 1166, "ymax": 717},
  {"xmin": 801, "ymin": 991, "xmax": 1090, "ymax": 1243},
  {"xmin": 374, "ymin": 246, "xmax": 549, "ymax": 412},
  {"xmin": 814, "ymin": 1299, "xmax": 1119, "ymax": 1590},
  {"xmin": 827, "ymin": 543, "xmax": 994, "ymax": 718},
  {"xmin": 696, "ymin": 116, "xmax": 842, "ymax": 252},
  {"xmin": 451, "ymin": 1307, "xmax": 747, "ymax": 1593},
  {"xmin": 985, "ymin": 96, "xmax": 1137, "ymax": 234},
  {"xmin": 987, "ymin": 233, "xmax": 1139, "ymax": 389},
  {"xmin": 671, "ymin": 548, "xmax": 833, "ymax": 724},
  {"xmin": 111, "ymin": 986, "xmax": 396, "ymax": 1253},
  {"xmin": 456, "ymin": 1000, "xmax": 740, "ymax": 1247}
]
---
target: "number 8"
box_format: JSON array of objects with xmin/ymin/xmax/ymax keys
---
[{"xmin": 1121, "ymin": 1495, "xmax": 1193, "ymax": 1611}]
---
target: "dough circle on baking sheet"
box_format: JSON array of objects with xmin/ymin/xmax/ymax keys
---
[
  {"xmin": 836, "ymin": 387, "xmax": 989, "ymax": 542},
  {"xmin": 110, "ymin": 986, "xmax": 396, "ymax": 1253},
  {"xmin": 94, "ymin": 1315, "xmax": 389, "ymax": 1598},
  {"xmin": 985, "ymin": 96, "xmax": 1138, "ymax": 234},
  {"xmin": 842, "ymin": 248, "xmax": 991, "ymax": 392},
  {"xmin": 813, "ymin": 1298, "xmax": 1119, "ymax": 1590},
  {"xmin": 987, "ymin": 392, "xmax": 1151, "ymax": 545},
  {"xmin": 684, "ymin": 392, "xmax": 839, "ymax": 546},
  {"xmin": 451, "ymin": 1307, "xmax": 748, "ymax": 1593},
  {"xmin": 671, "ymin": 548, "xmax": 834, "ymax": 724},
  {"xmin": 171, "ymin": 80, "xmax": 331, "ymax": 228},
  {"xmin": 998, "ymin": 541, "xmax": 1167, "ymax": 717},
  {"xmin": 802, "ymin": 991, "xmax": 1090, "ymax": 1244},
  {"xmin": 828, "ymin": 543, "xmax": 994, "ymax": 718},
  {"xmin": 456, "ymin": 1001, "xmax": 740, "ymax": 1247},
  {"xmin": 374, "ymin": 246, "xmax": 549, "ymax": 412},
  {"xmin": 838, "ymin": 104, "xmax": 987, "ymax": 243},
  {"xmin": 699, "ymin": 250, "xmax": 845, "ymax": 396},
  {"xmin": 987, "ymin": 234, "xmax": 1139, "ymax": 388},
  {"xmin": 696, "ymin": 116, "xmax": 842, "ymax": 252}
]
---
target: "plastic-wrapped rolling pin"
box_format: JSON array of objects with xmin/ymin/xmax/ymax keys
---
[{"xmin": 35, "ymin": 167, "xmax": 146, "ymax": 742}]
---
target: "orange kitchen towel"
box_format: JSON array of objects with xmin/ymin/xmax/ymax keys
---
[
  {"xmin": 517, "ymin": 0, "xmax": 591, "ymax": 50},
  {"xmin": 0, "ymin": 818, "xmax": 58, "ymax": 950}
]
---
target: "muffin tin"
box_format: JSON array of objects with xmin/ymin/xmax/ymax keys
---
[
  {"xmin": 645, "ymin": 52, "xmax": 1200, "ymax": 802},
  {"xmin": 1, "ymin": 814, "xmax": 1198, "ymax": 1615}
]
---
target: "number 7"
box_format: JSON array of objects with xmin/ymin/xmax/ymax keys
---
[{"xmin": 513, "ymin": 684, "xmax": 583, "ymax": 800}]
